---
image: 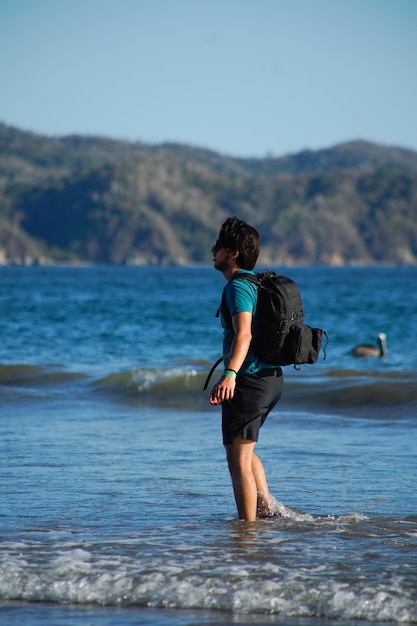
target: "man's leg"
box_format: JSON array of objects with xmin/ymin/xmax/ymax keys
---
[
  {"xmin": 252, "ymin": 451, "xmax": 268, "ymax": 492},
  {"xmin": 251, "ymin": 452, "xmax": 272, "ymax": 515},
  {"xmin": 252, "ymin": 452, "xmax": 277, "ymax": 516},
  {"xmin": 226, "ymin": 437, "xmax": 258, "ymax": 521},
  {"xmin": 226, "ymin": 442, "xmax": 276, "ymax": 520}
]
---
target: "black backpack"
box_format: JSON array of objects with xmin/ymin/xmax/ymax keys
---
[
  {"xmin": 203, "ymin": 270, "xmax": 328, "ymax": 390},
  {"xmin": 219, "ymin": 270, "xmax": 327, "ymax": 368}
]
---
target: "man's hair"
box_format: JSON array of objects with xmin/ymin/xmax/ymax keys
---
[{"xmin": 218, "ymin": 216, "xmax": 261, "ymax": 270}]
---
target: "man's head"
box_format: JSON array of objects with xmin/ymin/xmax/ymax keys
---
[{"xmin": 214, "ymin": 216, "xmax": 261, "ymax": 271}]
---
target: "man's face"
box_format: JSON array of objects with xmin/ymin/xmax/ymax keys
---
[{"xmin": 212, "ymin": 239, "xmax": 235, "ymax": 272}]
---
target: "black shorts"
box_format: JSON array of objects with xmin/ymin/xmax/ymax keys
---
[{"xmin": 222, "ymin": 368, "xmax": 283, "ymax": 445}]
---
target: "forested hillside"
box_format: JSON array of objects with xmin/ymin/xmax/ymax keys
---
[{"xmin": 1, "ymin": 122, "xmax": 417, "ymax": 265}]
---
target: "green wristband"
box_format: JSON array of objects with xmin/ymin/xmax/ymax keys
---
[{"xmin": 223, "ymin": 369, "xmax": 237, "ymax": 380}]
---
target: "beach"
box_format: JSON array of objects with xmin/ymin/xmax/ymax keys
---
[{"xmin": 0, "ymin": 265, "xmax": 416, "ymax": 625}]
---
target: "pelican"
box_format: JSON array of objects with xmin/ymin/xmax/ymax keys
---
[{"xmin": 351, "ymin": 333, "xmax": 387, "ymax": 358}]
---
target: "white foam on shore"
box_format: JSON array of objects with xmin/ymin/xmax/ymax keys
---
[{"xmin": 0, "ymin": 543, "xmax": 415, "ymax": 622}]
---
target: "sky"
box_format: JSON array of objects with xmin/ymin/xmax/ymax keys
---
[{"xmin": 1, "ymin": 0, "xmax": 416, "ymax": 158}]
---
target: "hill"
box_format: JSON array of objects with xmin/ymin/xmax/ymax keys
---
[{"xmin": 1, "ymin": 122, "xmax": 417, "ymax": 265}]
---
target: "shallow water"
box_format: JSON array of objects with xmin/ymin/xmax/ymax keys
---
[{"xmin": 0, "ymin": 266, "xmax": 416, "ymax": 624}]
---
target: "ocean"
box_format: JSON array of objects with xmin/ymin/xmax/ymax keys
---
[{"xmin": 0, "ymin": 265, "xmax": 416, "ymax": 626}]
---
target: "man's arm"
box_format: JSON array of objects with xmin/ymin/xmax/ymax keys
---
[{"xmin": 209, "ymin": 311, "xmax": 252, "ymax": 405}]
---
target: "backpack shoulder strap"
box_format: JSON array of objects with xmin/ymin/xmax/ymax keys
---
[
  {"xmin": 215, "ymin": 272, "xmax": 262, "ymax": 326},
  {"xmin": 230, "ymin": 271, "xmax": 262, "ymax": 285}
]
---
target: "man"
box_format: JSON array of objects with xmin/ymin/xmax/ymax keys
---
[{"xmin": 209, "ymin": 216, "xmax": 283, "ymax": 521}]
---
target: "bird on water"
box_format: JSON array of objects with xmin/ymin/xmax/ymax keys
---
[{"xmin": 351, "ymin": 333, "xmax": 387, "ymax": 358}]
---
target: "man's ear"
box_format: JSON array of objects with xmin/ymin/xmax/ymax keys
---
[{"xmin": 229, "ymin": 249, "xmax": 239, "ymax": 261}]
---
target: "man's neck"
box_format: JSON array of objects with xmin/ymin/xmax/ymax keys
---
[{"xmin": 223, "ymin": 265, "xmax": 242, "ymax": 282}]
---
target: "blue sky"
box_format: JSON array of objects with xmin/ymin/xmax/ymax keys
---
[{"xmin": 1, "ymin": 0, "xmax": 416, "ymax": 157}]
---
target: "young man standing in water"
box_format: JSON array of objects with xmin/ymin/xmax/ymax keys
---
[{"xmin": 209, "ymin": 216, "xmax": 283, "ymax": 521}]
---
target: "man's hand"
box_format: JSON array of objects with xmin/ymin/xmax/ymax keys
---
[
  {"xmin": 209, "ymin": 375, "xmax": 236, "ymax": 405},
  {"xmin": 209, "ymin": 310, "xmax": 251, "ymax": 405}
]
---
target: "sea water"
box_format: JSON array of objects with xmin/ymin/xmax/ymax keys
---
[{"xmin": 0, "ymin": 265, "xmax": 416, "ymax": 626}]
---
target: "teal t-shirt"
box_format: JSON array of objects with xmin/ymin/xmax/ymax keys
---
[{"xmin": 220, "ymin": 270, "xmax": 276, "ymax": 375}]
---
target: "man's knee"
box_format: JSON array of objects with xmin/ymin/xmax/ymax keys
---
[{"xmin": 226, "ymin": 438, "xmax": 255, "ymax": 473}]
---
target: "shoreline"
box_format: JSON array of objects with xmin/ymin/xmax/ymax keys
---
[{"xmin": 1, "ymin": 259, "xmax": 417, "ymax": 269}]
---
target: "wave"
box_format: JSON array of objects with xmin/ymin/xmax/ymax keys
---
[
  {"xmin": 0, "ymin": 363, "xmax": 88, "ymax": 386},
  {"xmin": 2, "ymin": 362, "xmax": 417, "ymax": 416},
  {"xmin": 284, "ymin": 369, "xmax": 417, "ymax": 417},
  {"xmin": 0, "ymin": 514, "xmax": 416, "ymax": 622},
  {"xmin": 93, "ymin": 367, "xmax": 207, "ymax": 409}
]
